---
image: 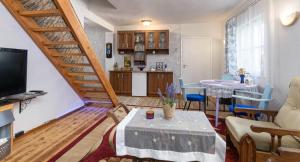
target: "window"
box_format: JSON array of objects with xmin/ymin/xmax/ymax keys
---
[
  {"xmin": 236, "ymin": 10, "xmax": 265, "ymax": 77},
  {"xmin": 225, "ymin": 0, "xmax": 270, "ymax": 79}
]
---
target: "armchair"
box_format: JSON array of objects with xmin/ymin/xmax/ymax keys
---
[
  {"xmin": 179, "ymin": 78, "xmax": 207, "ymax": 113},
  {"xmin": 226, "ymin": 77, "xmax": 300, "ymax": 162}
]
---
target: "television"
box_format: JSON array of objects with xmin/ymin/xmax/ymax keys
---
[{"xmin": 0, "ymin": 48, "xmax": 27, "ymax": 98}]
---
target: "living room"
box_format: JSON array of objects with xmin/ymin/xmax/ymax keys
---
[{"xmin": 0, "ymin": 0, "xmax": 299, "ymax": 162}]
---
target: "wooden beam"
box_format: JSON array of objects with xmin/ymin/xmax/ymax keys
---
[
  {"xmin": 54, "ymin": 0, "xmax": 119, "ymax": 106},
  {"xmin": 32, "ymin": 27, "xmax": 70, "ymax": 32},
  {"xmin": 20, "ymin": 9, "xmax": 61, "ymax": 17}
]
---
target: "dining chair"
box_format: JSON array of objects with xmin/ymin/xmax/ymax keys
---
[
  {"xmin": 179, "ymin": 78, "xmax": 207, "ymax": 113},
  {"xmin": 220, "ymin": 73, "xmax": 235, "ymax": 111},
  {"xmin": 230, "ymin": 84, "xmax": 273, "ymax": 117}
]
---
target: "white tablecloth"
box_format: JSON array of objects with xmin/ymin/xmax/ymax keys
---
[
  {"xmin": 116, "ymin": 108, "xmax": 226, "ymax": 162},
  {"xmin": 200, "ymin": 80, "xmax": 258, "ymax": 98}
]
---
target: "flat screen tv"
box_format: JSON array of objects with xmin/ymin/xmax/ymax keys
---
[{"xmin": 0, "ymin": 47, "xmax": 27, "ymax": 98}]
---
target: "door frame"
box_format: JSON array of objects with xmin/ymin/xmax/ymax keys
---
[{"xmin": 180, "ymin": 35, "xmax": 213, "ymax": 80}]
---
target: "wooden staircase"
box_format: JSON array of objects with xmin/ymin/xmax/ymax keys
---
[{"xmin": 2, "ymin": 0, "xmax": 118, "ymax": 107}]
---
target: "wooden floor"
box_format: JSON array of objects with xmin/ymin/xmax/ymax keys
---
[
  {"xmin": 2, "ymin": 96, "xmax": 233, "ymax": 162},
  {"xmin": 2, "ymin": 107, "xmax": 107, "ymax": 162}
]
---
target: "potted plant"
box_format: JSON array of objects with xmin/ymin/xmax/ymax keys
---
[{"xmin": 158, "ymin": 84, "xmax": 177, "ymax": 120}]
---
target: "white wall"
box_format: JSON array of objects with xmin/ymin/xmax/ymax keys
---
[
  {"xmin": 271, "ymin": 0, "xmax": 300, "ymax": 107},
  {"xmin": 71, "ymin": 0, "xmax": 115, "ymax": 32},
  {"xmin": 0, "ymin": 3, "xmax": 84, "ymax": 133}
]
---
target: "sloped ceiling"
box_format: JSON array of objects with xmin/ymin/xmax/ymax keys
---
[{"xmin": 86, "ymin": 0, "xmax": 241, "ymax": 26}]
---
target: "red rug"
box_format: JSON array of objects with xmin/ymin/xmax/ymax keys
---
[{"xmin": 80, "ymin": 115, "xmax": 239, "ymax": 162}]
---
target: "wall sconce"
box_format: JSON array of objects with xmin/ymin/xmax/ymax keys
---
[{"xmin": 280, "ymin": 11, "xmax": 299, "ymax": 26}]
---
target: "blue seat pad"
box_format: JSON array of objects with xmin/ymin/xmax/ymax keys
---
[
  {"xmin": 229, "ymin": 104, "xmax": 256, "ymax": 112},
  {"xmin": 186, "ymin": 94, "xmax": 205, "ymax": 101}
]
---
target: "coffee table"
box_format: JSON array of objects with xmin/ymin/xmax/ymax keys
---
[{"xmin": 116, "ymin": 108, "xmax": 226, "ymax": 162}]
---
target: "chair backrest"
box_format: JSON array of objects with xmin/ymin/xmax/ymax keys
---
[
  {"xmin": 258, "ymin": 84, "xmax": 273, "ymax": 109},
  {"xmin": 275, "ymin": 77, "xmax": 300, "ymax": 131},
  {"xmin": 178, "ymin": 78, "xmax": 187, "ymax": 101},
  {"xmin": 107, "ymin": 103, "xmax": 130, "ymax": 124},
  {"xmin": 222, "ymin": 73, "xmax": 235, "ymax": 80}
]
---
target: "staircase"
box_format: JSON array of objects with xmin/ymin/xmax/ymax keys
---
[{"xmin": 2, "ymin": 0, "xmax": 118, "ymax": 107}]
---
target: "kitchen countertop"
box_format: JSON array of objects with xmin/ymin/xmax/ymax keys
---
[{"xmin": 110, "ymin": 70, "xmax": 173, "ymax": 73}]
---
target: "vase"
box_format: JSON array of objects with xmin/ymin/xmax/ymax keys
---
[
  {"xmin": 240, "ymin": 74, "xmax": 245, "ymax": 84},
  {"xmin": 162, "ymin": 103, "xmax": 176, "ymax": 120}
]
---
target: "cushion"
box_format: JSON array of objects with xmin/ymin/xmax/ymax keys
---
[
  {"xmin": 226, "ymin": 116, "xmax": 300, "ymax": 151},
  {"xmin": 186, "ymin": 94, "xmax": 205, "ymax": 102},
  {"xmin": 275, "ymin": 77, "xmax": 300, "ymax": 131}
]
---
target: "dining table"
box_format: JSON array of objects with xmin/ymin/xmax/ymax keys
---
[
  {"xmin": 116, "ymin": 108, "xmax": 226, "ymax": 162},
  {"xmin": 199, "ymin": 80, "xmax": 258, "ymax": 127}
]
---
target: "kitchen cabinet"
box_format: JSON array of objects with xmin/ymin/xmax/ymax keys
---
[
  {"xmin": 147, "ymin": 72, "xmax": 173, "ymax": 96},
  {"xmin": 117, "ymin": 30, "xmax": 169, "ymax": 54},
  {"xmin": 145, "ymin": 30, "xmax": 169, "ymax": 54},
  {"xmin": 110, "ymin": 71, "xmax": 132, "ymax": 95},
  {"xmin": 117, "ymin": 31, "xmax": 134, "ymax": 54}
]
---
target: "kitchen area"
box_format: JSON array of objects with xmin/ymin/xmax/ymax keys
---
[{"xmin": 109, "ymin": 29, "xmax": 174, "ymax": 97}]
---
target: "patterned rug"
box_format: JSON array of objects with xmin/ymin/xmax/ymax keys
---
[{"xmin": 81, "ymin": 114, "xmax": 239, "ymax": 162}]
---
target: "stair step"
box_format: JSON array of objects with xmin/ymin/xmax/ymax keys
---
[
  {"xmin": 73, "ymin": 80, "xmax": 100, "ymax": 84},
  {"xmin": 68, "ymin": 72, "xmax": 96, "ymax": 77},
  {"xmin": 60, "ymin": 63, "xmax": 91, "ymax": 68},
  {"xmin": 52, "ymin": 53, "xmax": 84, "ymax": 57},
  {"xmin": 79, "ymin": 87, "xmax": 103, "ymax": 91},
  {"xmin": 84, "ymin": 100, "xmax": 113, "ymax": 108},
  {"xmin": 32, "ymin": 27, "xmax": 70, "ymax": 32},
  {"xmin": 45, "ymin": 41, "xmax": 78, "ymax": 46},
  {"xmin": 20, "ymin": 9, "xmax": 61, "ymax": 17},
  {"xmin": 83, "ymin": 92, "xmax": 108, "ymax": 96}
]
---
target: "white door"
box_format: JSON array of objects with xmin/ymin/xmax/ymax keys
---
[{"xmin": 182, "ymin": 36, "xmax": 212, "ymax": 83}]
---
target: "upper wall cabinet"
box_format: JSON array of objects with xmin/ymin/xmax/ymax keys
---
[
  {"xmin": 117, "ymin": 30, "xmax": 169, "ymax": 55},
  {"xmin": 118, "ymin": 31, "xmax": 134, "ymax": 54},
  {"xmin": 145, "ymin": 30, "xmax": 169, "ymax": 54}
]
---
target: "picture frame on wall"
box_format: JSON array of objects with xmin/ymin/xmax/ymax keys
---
[
  {"xmin": 124, "ymin": 55, "xmax": 131, "ymax": 68},
  {"xmin": 106, "ymin": 43, "xmax": 112, "ymax": 58}
]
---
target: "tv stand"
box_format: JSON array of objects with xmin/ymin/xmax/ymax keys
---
[{"xmin": 3, "ymin": 92, "xmax": 47, "ymax": 113}]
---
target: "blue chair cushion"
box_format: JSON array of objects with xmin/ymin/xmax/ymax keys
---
[
  {"xmin": 186, "ymin": 94, "xmax": 205, "ymax": 102},
  {"xmin": 229, "ymin": 104, "xmax": 256, "ymax": 112}
]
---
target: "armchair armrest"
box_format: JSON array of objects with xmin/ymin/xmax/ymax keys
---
[
  {"xmin": 251, "ymin": 125, "xmax": 300, "ymax": 137},
  {"xmin": 232, "ymin": 95, "xmax": 272, "ymax": 102},
  {"xmin": 251, "ymin": 125, "xmax": 300, "ymax": 152},
  {"xmin": 234, "ymin": 90, "xmax": 264, "ymax": 96},
  {"xmin": 234, "ymin": 108, "xmax": 278, "ymax": 121}
]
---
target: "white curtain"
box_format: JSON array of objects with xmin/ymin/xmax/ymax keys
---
[{"xmin": 234, "ymin": 0, "xmax": 272, "ymax": 80}]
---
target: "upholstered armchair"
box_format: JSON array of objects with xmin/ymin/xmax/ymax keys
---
[{"xmin": 225, "ymin": 77, "xmax": 300, "ymax": 162}]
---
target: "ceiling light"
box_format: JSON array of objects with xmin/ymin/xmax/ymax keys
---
[{"xmin": 141, "ymin": 20, "xmax": 152, "ymax": 26}]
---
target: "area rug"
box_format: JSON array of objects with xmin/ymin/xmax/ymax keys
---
[{"xmin": 81, "ymin": 115, "xmax": 239, "ymax": 162}]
